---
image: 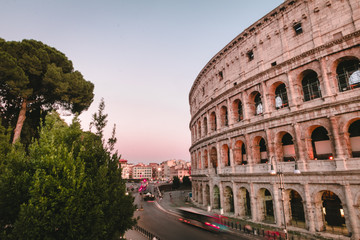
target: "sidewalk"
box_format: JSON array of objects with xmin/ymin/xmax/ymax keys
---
[{"xmin": 123, "ymin": 229, "xmax": 148, "ymax": 240}]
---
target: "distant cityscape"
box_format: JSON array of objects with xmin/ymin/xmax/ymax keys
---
[{"xmin": 119, "ymin": 159, "xmax": 191, "ymax": 181}]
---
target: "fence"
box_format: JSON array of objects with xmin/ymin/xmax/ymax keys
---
[{"xmin": 133, "ymin": 225, "xmax": 161, "ymax": 240}]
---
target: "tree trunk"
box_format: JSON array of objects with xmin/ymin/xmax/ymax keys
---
[{"xmin": 12, "ymin": 99, "xmax": 27, "ymax": 144}]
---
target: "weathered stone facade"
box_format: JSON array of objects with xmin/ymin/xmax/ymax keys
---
[{"xmin": 189, "ymin": 0, "xmax": 360, "ymax": 239}]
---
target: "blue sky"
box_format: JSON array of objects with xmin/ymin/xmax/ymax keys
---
[{"xmin": 1, "ymin": 0, "xmax": 283, "ymax": 164}]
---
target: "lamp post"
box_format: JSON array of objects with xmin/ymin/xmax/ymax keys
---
[{"xmin": 269, "ymin": 156, "xmax": 301, "ymax": 240}]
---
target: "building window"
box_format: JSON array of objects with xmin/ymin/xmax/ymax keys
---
[
  {"xmin": 275, "ymin": 83, "xmax": 289, "ymax": 109},
  {"xmin": 255, "ymin": 93, "xmax": 263, "ymax": 115},
  {"xmin": 302, "ymin": 71, "xmax": 322, "ymax": 101},
  {"xmin": 336, "ymin": 59, "xmax": 360, "ymax": 92},
  {"xmin": 293, "ymin": 22, "xmax": 303, "ymax": 35},
  {"xmin": 219, "ymin": 71, "xmax": 224, "ymax": 80},
  {"xmin": 247, "ymin": 50, "xmax": 254, "ymax": 61},
  {"xmin": 221, "ymin": 106, "xmax": 228, "ymax": 127},
  {"xmin": 237, "ymin": 101, "xmax": 243, "ymax": 121}
]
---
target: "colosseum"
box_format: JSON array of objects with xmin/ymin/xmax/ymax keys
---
[{"xmin": 189, "ymin": 0, "xmax": 360, "ymax": 239}]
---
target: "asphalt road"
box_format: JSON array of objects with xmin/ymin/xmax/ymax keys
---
[{"xmin": 133, "ymin": 193, "xmax": 253, "ymax": 240}]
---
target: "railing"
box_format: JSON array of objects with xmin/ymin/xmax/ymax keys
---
[{"xmin": 133, "ymin": 225, "xmax": 161, "ymax": 240}]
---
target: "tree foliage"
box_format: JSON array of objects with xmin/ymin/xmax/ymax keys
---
[
  {"xmin": 0, "ymin": 38, "xmax": 94, "ymax": 144},
  {"xmin": 0, "ymin": 110, "xmax": 136, "ymax": 239},
  {"xmin": 172, "ymin": 176, "xmax": 180, "ymax": 189},
  {"xmin": 182, "ymin": 176, "xmax": 191, "ymax": 187}
]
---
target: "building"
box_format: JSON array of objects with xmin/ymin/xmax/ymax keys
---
[
  {"xmin": 118, "ymin": 159, "xmax": 133, "ymax": 179},
  {"xmin": 132, "ymin": 165, "xmax": 153, "ymax": 179},
  {"xmin": 189, "ymin": 0, "xmax": 360, "ymax": 239}
]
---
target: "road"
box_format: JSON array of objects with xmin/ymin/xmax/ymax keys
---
[{"xmin": 133, "ymin": 192, "xmax": 254, "ymax": 240}]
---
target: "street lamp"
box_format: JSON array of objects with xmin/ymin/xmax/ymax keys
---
[{"xmin": 269, "ymin": 156, "xmax": 301, "ymax": 240}]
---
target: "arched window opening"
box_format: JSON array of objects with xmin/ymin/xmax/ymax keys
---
[
  {"xmin": 210, "ymin": 112, "xmax": 217, "ymax": 131},
  {"xmin": 233, "ymin": 99, "xmax": 243, "ymax": 122},
  {"xmin": 204, "ymin": 150, "xmax": 208, "ymax": 168},
  {"xmin": 241, "ymin": 144, "xmax": 247, "ymax": 165},
  {"xmin": 238, "ymin": 188, "xmax": 251, "ymax": 218},
  {"xmin": 203, "ymin": 117, "xmax": 208, "ymax": 135},
  {"xmin": 255, "ymin": 93, "xmax": 263, "ymax": 115},
  {"xmin": 282, "ymin": 133, "xmax": 295, "ymax": 162},
  {"xmin": 198, "ymin": 152, "xmax": 202, "ymax": 169},
  {"xmin": 222, "ymin": 144, "xmax": 230, "ymax": 167},
  {"xmin": 311, "ymin": 127, "xmax": 332, "ymax": 160},
  {"xmin": 349, "ymin": 120, "xmax": 360, "ymax": 157},
  {"xmin": 259, "ymin": 189, "xmax": 274, "ymax": 223},
  {"xmin": 224, "ymin": 187, "xmax": 234, "ymax": 213},
  {"xmin": 289, "ymin": 190, "xmax": 306, "ymax": 228},
  {"xmin": 259, "ymin": 138, "xmax": 268, "ymax": 163},
  {"xmin": 321, "ymin": 191, "xmax": 348, "ymax": 235},
  {"xmin": 275, "ymin": 83, "xmax": 289, "ymax": 109},
  {"xmin": 220, "ymin": 106, "xmax": 229, "ymax": 127},
  {"xmin": 337, "ymin": 59, "xmax": 360, "ymax": 92},
  {"xmin": 198, "ymin": 121, "xmax": 201, "ymax": 139},
  {"xmin": 210, "ymin": 147, "xmax": 218, "ymax": 174},
  {"xmin": 213, "ymin": 186, "xmax": 220, "ymax": 209},
  {"xmin": 302, "ymin": 71, "xmax": 322, "ymax": 101}
]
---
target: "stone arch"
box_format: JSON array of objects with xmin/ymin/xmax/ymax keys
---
[
  {"xmin": 204, "ymin": 184, "xmax": 210, "ymax": 207},
  {"xmin": 301, "ymin": 69, "xmax": 322, "ymax": 102},
  {"xmin": 223, "ymin": 186, "xmax": 234, "ymax": 214},
  {"xmin": 197, "ymin": 121, "xmax": 201, "ymax": 139},
  {"xmin": 285, "ymin": 189, "xmax": 306, "ymax": 229},
  {"xmin": 237, "ymin": 187, "xmax": 252, "ymax": 218},
  {"xmin": 203, "ymin": 149, "xmax": 209, "ymax": 168},
  {"xmin": 310, "ymin": 126, "xmax": 333, "ymax": 160},
  {"xmin": 347, "ymin": 119, "xmax": 360, "ymax": 157},
  {"xmin": 232, "ymin": 98, "xmax": 244, "ymax": 122},
  {"xmin": 269, "ymin": 81, "xmax": 289, "ymax": 110},
  {"xmin": 220, "ymin": 105, "xmax": 229, "ymax": 127},
  {"xmin": 249, "ymin": 91, "xmax": 263, "ymax": 116},
  {"xmin": 198, "ymin": 183, "xmax": 203, "ymax": 205},
  {"xmin": 275, "ymin": 131, "xmax": 296, "ymax": 162},
  {"xmin": 313, "ymin": 190, "xmax": 349, "ymax": 236},
  {"xmin": 213, "ymin": 185, "xmax": 220, "ymax": 209},
  {"xmin": 210, "ymin": 111, "xmax": 217, "ymax": 132},
  {"xmin": 257, "ymin": 188, "xmax": 275, "ymax": 223},
  {"xmin": 210, "ymin": 147, "xmax": 218, "ymax": 173},
  {"xmin": 253, "ymin": 136, "xmax": 268, "ymax": 164},
  {"xmin": 234, "ymin": 140, "xmax": 247, "ymax": 165},
  {"xmin": 198, "ymin": 151, "xmax": 202, "ymax": 169},
  {"xmin": 333, "ymin": 56, "xmax": 360, "ymax": 92},
  {"xmin": 221, "ymin": 143, "xmax": 230, "ymax": 167},
  {"xmin": 203, "ymin": 117, "xmax": 208, "ymax": 135}
]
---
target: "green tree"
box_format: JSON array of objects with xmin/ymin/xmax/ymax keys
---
[
  {"xmin": 0, "ymin": 38, "xmax": 94, "ymax": 144},
  {"xmin": 182, "ymin": 176, "xmax": 191, "ymax": 188},
  {"xmin": 0, "ymin": 111, "xmax": 136, "ymax": 239},
  {"xmin": 172, "ymin": 176, "xmax": 180, "ymax": 189}
]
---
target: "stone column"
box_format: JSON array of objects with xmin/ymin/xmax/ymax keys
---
[
  {"xmin": 216, "ymin": 142, "xmax": 222, "ymax": 174},
  {"xmin": 329, "ymin": 116, "xmax": 347, "ymax": 170},
  {"xmin": 343, "ymin": 183, "xmax": 359, "ymax": 238},
  {"xmin": 287, "ymin": 72, "xmax": 301, "ymax": 109},
  {"xmin": 272, "ymin": 182, "xmax": 283, "ymax": 227},
  {"xmin": 261, "ymin": 81, "xmax": 270, "ymax": 117},
  {"xmin": 245, "ymin": 133, "xmax": 253, "ymax": 173},
  {"xmin": 249, "ymin": 183, "xmax": 258, "ymax": 222},
  {"xmin": 266, "ymin": 128, "xmax": 275, "ymax": 162},
  {"xmin": 219, "ymin": 181, "xmax": 225, "ymax": 213},
  {"xmin": 319, "ymin": 57, "xmax": 334, "ymax": 99},
  {"xmin": 232, "ymin": 181, "xmax": 239, "ymax": 216},
  {"xmin": 242, "ymin": 92, "xmax": 250, "ymax": 121},
  {"xmin": 303, "ymin": 183, "xmax": 316, "ymax": 232}
]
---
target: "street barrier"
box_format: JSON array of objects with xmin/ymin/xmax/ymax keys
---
[{"xmin": 133, "ymin": 225, "xmax": 161, "ymax": 240}]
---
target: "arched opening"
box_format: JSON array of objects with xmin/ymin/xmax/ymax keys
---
[
  {"xmin": 198, "ymin": 152, "xmax": 202, "ymax": 169},
  {"xmin": 336, "ymin": 58, "xmax": 360, "ymax": 92},
  {"xmin": 282, "ymin": 133, "xmax": 295, "ymax": 162},
  {"xmin": 238, "ymin": 187, "xmax": 251, "ymax": 218},
  {"xmin": 302, "ymin": 71, "xmax": 322, "ymax": 101},
  {"xmin": 203, "ymin": 117, "xmax": 208, "ymax": 135},
  {"xmin": 311, "ymin": 127, "xmax": 333, "ymax": 160},
  {"xmin": 213, "ymin": 185, "xmax": 220, "ymax": 209},
  {"xmin": 210, "ymin": 147, "xmax": 218, "ymax": 174},
  {"xmin": 198, "ymin": 184, "xmax": 203, "ymax": 204},
  {"xmin": 234, "ymin": 140, "xmax": 247, "ymax": 165},
  {"xmin": 321, "ymin": 191, "xmax": 348, "ymax": 236},
  {"xmin": 289, "ymin": 190, "xmax": 306, "ymax": 228},
  {"xmin": 224, "ymin": 186, "xmax": 234, "ymax": 213},
  {"xmin": 205, "ymin": 185, "xmax": 210, "ymax": 206},
  {"xmin": 232, "ymin": 99, "xmax": 243, "ymax": 122},
  {"xmin": 275, "ymin": 83, "xmax": 289, "ymax": 109},
  {"xmin": 210, "ymin": 112, "xmax": 217, "ymax": 131},
  {"xmin": 204, "ymin": 149, "xmax": 208, "ymax": 168},
  {"xmin": 348, "ymin": 120, "xmax": 360, "ymax": 157},
  {"xmin": 258, "ymin": 188, "xmax": 274, "ymax": 223},
  {"xmin": 220, "ymin": 106, "xmax": 229, "ymax": 127},
  {"xmin": 198, "ymin": 121, "xmax": 201, "ymax": 139},
  {"xmin": 255, "ymin": 92, "xmax": 263, "ymax": 115},
  {"xmin": 222, "ymin": 144, "xmax": 230, "ymax": 167},
  {"xmin": 259, "ymin": 138, "xmax": 268, "ymax": 163}
]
